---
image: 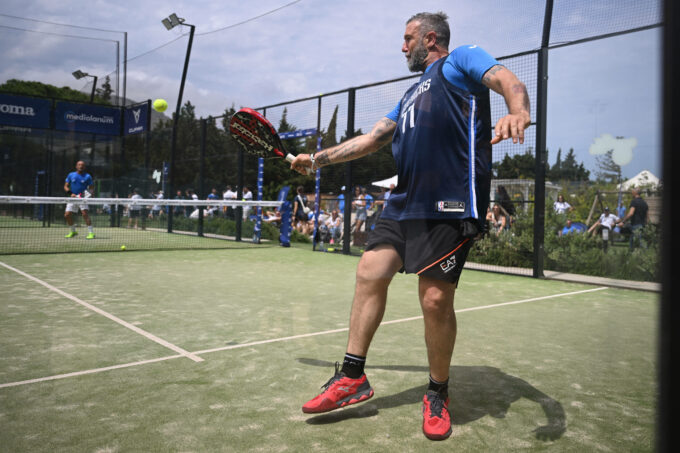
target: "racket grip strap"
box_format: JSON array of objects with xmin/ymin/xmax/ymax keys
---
[{"xmin": 285, "ymin": 154, "xmax": 312, "ymax": 175}]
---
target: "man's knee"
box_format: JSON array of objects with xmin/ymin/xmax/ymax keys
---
[
  {"xmin": 419, "ymin": 280, "xmax": 455, "ymax": 315},
  {"xmin": 355, "ymin": 246, "xmax": 401, "ymax": 282}
]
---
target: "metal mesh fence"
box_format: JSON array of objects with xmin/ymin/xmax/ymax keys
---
[
  {"xmin": 550, "ymin": 0, "xmax": 662, "ymax": 46},
  {"xmin": 248, "ymin": 1, "xmax": 661, "ymax": 282},
  {"xmin": 0, "ymin": 0, "xmax": 662, "ymax": 282}
]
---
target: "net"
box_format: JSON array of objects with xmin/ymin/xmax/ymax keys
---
[{"xmin": 0, "ymin": 196, "xmax": 284, "ymax": 255}]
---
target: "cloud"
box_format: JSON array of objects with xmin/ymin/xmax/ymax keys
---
[{"xmin": 589, "ymin": 133, "xmax": 637, "ymax": 166}]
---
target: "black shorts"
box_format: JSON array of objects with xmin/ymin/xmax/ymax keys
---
[
  {"xmin": 365, "ymin": 218, "xmax": 477, "ymax": 284},
  {"xmin": 295, "ymin": 210, "xmax": 307, "ymax": 221}
]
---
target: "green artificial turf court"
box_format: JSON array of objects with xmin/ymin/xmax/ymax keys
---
[{"xmin": 0, "ymin": 247, "xmax": 657, "ymax": 452}]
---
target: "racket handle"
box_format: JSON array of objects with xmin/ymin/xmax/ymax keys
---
[{"xmin": 285, "ymin": 153, "xmax": 313, "ymax": 175}]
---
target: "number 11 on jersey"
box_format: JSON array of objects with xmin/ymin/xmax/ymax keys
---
[
  {"xmin": 401, "ymin": 104, "xmax": 415, "ymax": 133},
  {"xmin": 401, "ymin": 104, "xmax": 416, "ymax": 134}
]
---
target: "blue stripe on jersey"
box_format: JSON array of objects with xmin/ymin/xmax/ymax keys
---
[
  {"xmin": 380, "ymin": 57, "xmax": 492, "ymax": 222},
  {"xmin": 468, "ymin": 95, "xmax": 478, "ymax": 219}
]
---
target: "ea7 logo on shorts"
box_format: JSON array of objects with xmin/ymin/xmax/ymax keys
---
[{"xmin": 440, "ymin": 255, "xmax": 457, "ymax": 273}]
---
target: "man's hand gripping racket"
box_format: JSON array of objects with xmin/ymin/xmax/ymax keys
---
[{"xmin": 229, "ymin": 108, "xmax": 311, "ymax": 175}]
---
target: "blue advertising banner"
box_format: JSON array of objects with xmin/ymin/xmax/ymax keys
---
[
  {"xmin": 0, "ymin": 93, "xmax": 51, "ymax": 129},
  {"xmin": 278, "ymin": 128, "xmax": 317, "ymax": 140},
  {"xmin": 124, "ymin": 103, "xmax": 149, "ymax": 135},
  {"xmin": 54, "ymin": 101, "xmax": 120, "ymax": 135},
  {"xmin": 277, "ymin": 186, "xmax": 292, "ymax": 247}
]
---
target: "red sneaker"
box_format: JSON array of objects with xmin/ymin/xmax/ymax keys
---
[
  {"xmin": 302, "ymin": 362, "xmax": 374, "ymax": 414},
  {"xmin": 422, "ymin": 390, "xmax": 452, "ymax": 440}
]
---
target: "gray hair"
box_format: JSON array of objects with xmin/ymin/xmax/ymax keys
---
[{"xmin": 406, "ymin": 11, "xmax": 450, "ymax": 49}]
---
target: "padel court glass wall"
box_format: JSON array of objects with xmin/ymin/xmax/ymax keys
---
[
  {"xmin": 251, "ymin": 0, "xmax": 662, "ymax": 283},
  {"xmin": 0, "ymin": 0, "xmax": 662, "ymax": 283}
]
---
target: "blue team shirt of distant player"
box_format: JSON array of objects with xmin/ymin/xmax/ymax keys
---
[
  {"xmin": 65, "ymin": 171, "xmax": 93, "ymax": 196},
  {"xmin": 382, "ymin": 44, "xmax": 499, "ymax": 223}
]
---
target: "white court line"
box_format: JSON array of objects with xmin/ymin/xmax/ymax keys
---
[
  {"xmin": 0, "ymin": 355, "xmax": 182, "ymax": 389},
  {"xmin": 0, "ymin": 285, "xmax": 608, "ymax": 389},
  {"xmin": 193, "ymin": 327, "xmax": 351, "ymax": 355},
  {"xmin": 196, "ymin": 286, "xmax": 609, "ymax": 353},
  {"xmin": 382, "ymin": 285, "xmax": 610, "ymax": 325},
  {"xmin": 0, "ymin": 261, "xmax": 203, "ymax": 363}
]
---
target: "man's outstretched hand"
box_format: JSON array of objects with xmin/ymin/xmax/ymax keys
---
[{"xmin": 490, "ymin": 112, "xmax": 531, "ymax": 145}]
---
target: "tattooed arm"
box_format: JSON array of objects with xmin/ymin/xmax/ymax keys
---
[
  {"xmin": 481, "ymin": 64, "xmax": 531, "ymax": 145},
  {"xmin": 290, "ymin": 117, "xmax": 396, "ymax": 175}
]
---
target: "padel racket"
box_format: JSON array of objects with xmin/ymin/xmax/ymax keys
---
[{"xmin": 229, "ymin": 107, "xmax": 311, "ymax": 174}]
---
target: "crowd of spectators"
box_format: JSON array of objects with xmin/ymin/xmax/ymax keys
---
[
  {"xmin": 483, "ymin": 185, "xmax": 649, "ymax": 251},
  {"xmin": 118, "ymin": 183, "xmax": 649, "ymax": 251}
]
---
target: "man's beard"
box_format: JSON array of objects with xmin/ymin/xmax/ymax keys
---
[{"xmin": 407, "ymin": 40, "xmax": 429, "ymax": 72}]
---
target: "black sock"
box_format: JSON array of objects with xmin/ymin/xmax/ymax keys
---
[
  {"xmin": 428, "ymin": 375, "xmax": 449, "ymax": 397},
  {"xmin": 341, "ymin": 353, "xmax": 366, "ymax": 378}
]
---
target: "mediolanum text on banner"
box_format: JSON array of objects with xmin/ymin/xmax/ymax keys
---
[{"xmin": 54, "ymin": 101, "xmax": 121, "ymax": 135}]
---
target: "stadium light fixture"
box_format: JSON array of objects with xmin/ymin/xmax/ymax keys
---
[
  {"xmin": 161, "ymin": 13, "xmax": 196, "ymax": 233},
  {"xmin": 72, "ymin": 69, "xmax": 98, "ymax": 103},
  {"xmin": 162, "ymin": 13, "xmax": 184, "ymax": 30}
]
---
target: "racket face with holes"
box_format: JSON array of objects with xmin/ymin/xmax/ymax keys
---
[{"xmin": 229, "ymin": 108, "xmax": 287, "ymax": 159}]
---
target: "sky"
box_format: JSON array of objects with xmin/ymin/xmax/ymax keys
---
[{"xmin": 0, "ymin": 0, "xmax": 663, "ymax": 179}]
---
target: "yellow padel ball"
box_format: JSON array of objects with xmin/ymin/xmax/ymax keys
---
[{"xmin": 153, "ymin": 99, "xmax": 168, "ymax": 112}]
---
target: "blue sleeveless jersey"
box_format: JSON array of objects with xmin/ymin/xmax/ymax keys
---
[{"xmin": 381, "ymin": 54, "xmax": 493, "ymax": 226}]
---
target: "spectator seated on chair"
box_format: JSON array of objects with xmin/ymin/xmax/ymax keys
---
[
  {"xmin": 587, "ymin": 206, "xmax": 620, "ymax": 238},
  {"xmin": 486, "ymin": 204, "xmax": 508, "ymax": 237}
]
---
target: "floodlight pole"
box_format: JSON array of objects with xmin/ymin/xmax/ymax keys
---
[
  {"xmin": 73, "ymin": 71, "xmax": 98, "ymax": 103},
  {"xmin": 166, "ymin": 17, "xmax": 196, "ymax": 233},
  {"xmin": 123, "ymin": 32, "xmax": 128, "ymax": 106},
  {"xmin": 90, "ymin": 75, "xmax": 98, "ymax": 103}
]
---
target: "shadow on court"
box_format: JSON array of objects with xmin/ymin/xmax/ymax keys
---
[{"xmin": 297, "ymin": 358, "xmax": 565, "ymax": 441}]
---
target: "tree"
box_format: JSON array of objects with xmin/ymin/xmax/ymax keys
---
[
  {"xmin": 321, "ymin": 105, "xmax": 339, "ymax": 149},
  {"xmin": 493, "ymin": 148, "xmax": 537, "ymax": 179},
  {"xmin": 0, "ymin": 79, "xmax": 112, "ymax": 104},
  {"xmin": 1, "ymin": 79, "xmax": 91, "ymax": 103},
  {"xmin": 550, "ymin": 148, "xmax": 562, "ymax": 178},
  {"xmin": 95, "ymin": 76, "xmax": 113, "ymax": 101},
  {"xmin": 560, "ymin": 148, "xmax": 590, "ymax": 181},
  {"xmin": 594, "ymin": 149, "xmax": 621, "ymax": 184},
  {"xmin": 549, "ymin": 148, "xmax": 590, "ymax": 182},
  {"xmin": 316, "ymin": 106, "xmax": 345, "ymax": 193},
  {"xmin": 495, "ymin": 147, "xmax": 590, "ymax": 182}
]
